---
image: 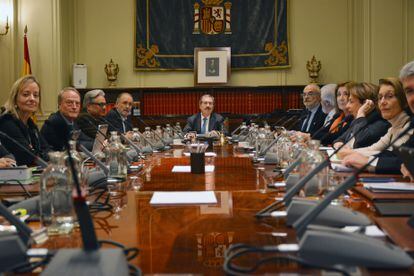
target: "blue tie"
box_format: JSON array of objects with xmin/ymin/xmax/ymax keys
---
[{"xmin": 201, "ymin": 118, "xmax": 207, "ymax": 134}]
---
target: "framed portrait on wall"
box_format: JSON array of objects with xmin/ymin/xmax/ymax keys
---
[{"xmin": 194, "ymin": 47, "xmax": 231, "ymax": 86}]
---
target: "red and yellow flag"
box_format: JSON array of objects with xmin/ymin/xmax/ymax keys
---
[{"xmin": 22, "ymin": 26, "xmax": 32, "ymax": 76}]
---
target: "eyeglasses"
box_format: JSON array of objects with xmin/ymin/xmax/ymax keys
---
[
  {"xmin": 378, "ymin": 93, "xmax": 395, "ymax": 102},
  {"xmin": 90, "ymin": 102, "xmax": 107, "ymax": 108},
  {"xmin": 302, "ymin": 92, "xmax": 319, "ymax": 98}
]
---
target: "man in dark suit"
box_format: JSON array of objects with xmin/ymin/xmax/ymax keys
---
[
  {"xmin": 76, "ymin": 89, "xmax": 107, "ymax": 139},
  {"xmin": 183, "ymin": 94, "xmax": 225, "ymax": 136},
  {"xmin": 105, "ymin": 92, "xmax": 134, "ymax": 137},
  {"xmin": 41, "ymin": 87, "xmax": 94, "ymax": 151},
  {"xmin": 298, "ymin": 84, "xmax": 326, "ymax": 136}
]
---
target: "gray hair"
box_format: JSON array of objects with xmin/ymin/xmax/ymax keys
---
[
  {"xmin": 321, "ymin": 83, "xmax": 337, "ymax": 106},
  {"xmin": 83, "ymin": 89, "xmax": 105, "ymax": 107},
  {"xmin": 399, "ymin": 60, "xmax": 414, "ymax": 80},
  {"xmin": 58, "ymin": 87, "xmax": 80, "ymax": 105}
]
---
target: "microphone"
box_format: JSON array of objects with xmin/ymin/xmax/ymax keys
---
[
  {"xmin": 282, "ymin": 114, "xmax": 302, "ymax": 130},
  {"xmin": 100, "ymin": 118, "xmax": 145, "ymax": 160},
  {"xmin": 293, "ymin": 119, "xmax": 414, "ymax": 236},
  {"xmin": 280, "ymin": 115, "xmax": 348, "ymax": 177},
  {"xmin": 0, "ymin": 131, "xmax": 48, "ymax": 168},
  {"xmin": 255, "ymin": 113, "xmax": 379, "ymax": 217},
  {"xmin": 310, "ymin": 113, "xmax": 338, "ymax": 140},
  {"xmin": 41, "ymin": 135, "xmax": 130, "ymax": 276},
  {"xmin": 79, "ymin": 144, "xmax": 109, "ymax": 175},
  {"xmin": 0, "ymin": 201, "xmax": 34, "ymax": 272},
  {"xmin": 135, "ymin": 117, "xmax": 170, "ymax": 150}
]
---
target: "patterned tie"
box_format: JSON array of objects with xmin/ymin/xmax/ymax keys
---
[{"xmin": 201, "ymin": 117, "xmax": 208, "ymax": 134}]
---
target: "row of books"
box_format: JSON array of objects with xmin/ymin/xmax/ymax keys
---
[{"xmin": 141, "ymin": 91, "xmax": 302, "ymax": 116}]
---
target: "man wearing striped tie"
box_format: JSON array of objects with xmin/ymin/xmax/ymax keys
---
[{"xmin": 183, "ymin": 94, "xmax": 225, "ymax": 137}]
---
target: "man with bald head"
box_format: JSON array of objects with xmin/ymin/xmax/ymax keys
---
[
  {"xmin": 41, "ymin": 87, "xmax": 94, "ymax": 151},
  {"xmin": 298, "ymin": 83, "xmax": 326, "ymax": 136},
  {"xmin": 105, "ymin": 92, "xmax": 134, "ymax": 135}
]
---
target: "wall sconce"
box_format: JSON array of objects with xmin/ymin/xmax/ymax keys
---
[{"xmin": 0, "ymin": 16, "xmax": 9, "ymax": 35}]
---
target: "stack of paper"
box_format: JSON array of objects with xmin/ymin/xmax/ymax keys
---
[{"xmin": 150, "ymin": 191, "xmax": 217, "ymax": 205}]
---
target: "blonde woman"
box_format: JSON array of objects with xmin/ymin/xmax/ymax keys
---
[{"xmin": 0, "ymin": 75, "xmax": 50, "ymax": 166}]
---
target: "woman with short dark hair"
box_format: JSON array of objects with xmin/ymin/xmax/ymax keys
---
[
  {"xmin": 341, "ymin": 77, "xmax": 412, "ymax": 170},
  {"xmin": 333, "ymin": 82, "xmax": 390, "ymax": 149}
]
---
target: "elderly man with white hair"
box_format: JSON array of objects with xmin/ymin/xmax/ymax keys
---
[
  {"xmin": 312, "ymin": 84, "xmax": 339, "ymax": 141},
  {"xmin": 297, "ymin": 83, "xmax": 326, "ymax": 136}
]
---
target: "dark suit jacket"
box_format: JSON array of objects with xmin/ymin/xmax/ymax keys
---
[
  {"xmin": 105, "ymin": 109, "xmax": 133, "ymax": 134},
  {"xmin": 183, "ymin": 112, "xmax": 225, "ymax": 134},
  {"xmin": 41, "ymin": 111, "xmax": 94, "ymax": 151},
  {"xmin": 312, "ymin": 112, "xmax": 340, "ymax": 142},
  {"xmin": 297, "ymin": 105, "xmax": 326, "ymax": 136},
  {"xmin": 0, "ymin": 113, "xmax": 50, "ymax": 166},
  {"xmin": 376, "ymin": 125, "xmax": 414, "ymax": 174},
  {"xmin": 333, "ymin": 109, "xmax": 390, "ymax": 149},
  {"xmin": 0, "ymin": 143, "xmax": 14, "ymax": 159},
  {"xmin": 76, "ymin": 112, "xmax": 106, "ymax": 139},
  {"xmin": 319, "ymin": 113, "xmax": 353, "ymax": 146}
]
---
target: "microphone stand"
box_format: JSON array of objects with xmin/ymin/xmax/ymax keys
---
[
  {"xmin": 0, "ymin": 131, "xmax": 48, "ymax": 168},
  {"xmin": 135, "ymin": 116, "xmax": 170, "ymax": 150},
  {"xmin": 101, "ymin": 118, "xmax": 145, "ymax": 159},
  {"xmin": 293, "ymin": 122, "xmax": 414, "ymax": 237},
  {"xmin": 255, "ymin": 115, "xmax": 377, "ymax": 217}
]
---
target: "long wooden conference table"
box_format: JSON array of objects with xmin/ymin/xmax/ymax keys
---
[{"xmin": 2, "ymin": 144, "xmax": 414, "ymax": 275}]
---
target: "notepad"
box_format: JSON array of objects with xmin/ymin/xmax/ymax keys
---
[
  {"xmin": 172, "ymin": 165, "xmax": 215, "ymax": 173},
  {"xmin": 150, "ymin": 191, "xmax": 217, "ymax": 205}
]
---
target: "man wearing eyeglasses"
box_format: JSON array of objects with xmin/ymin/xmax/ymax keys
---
[
  {"xmin": 41, "ymin": 87, "xmax": 94, "ymax": 151},
  {"xmin": 183, "ymin": 94, "xmax": 225, "ymax": 137},
  {"xmin": 105, "ymin": 93, "xmax": 134, "ymax": 138},
  {"xmin": 76, "ymin": 89, "xmax": 108, "ymax": 139},
  {"xmin": 298, "ymin": 84, "xmax": 326, "ymax": 136}
]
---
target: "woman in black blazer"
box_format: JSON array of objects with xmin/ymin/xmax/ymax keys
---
[{"xmin": 0, "ymin": 75, "xmax": 50, "ymax": 166}]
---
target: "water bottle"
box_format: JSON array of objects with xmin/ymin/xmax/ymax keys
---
[
  {"xmin": 107, "ymin": 131, "xmax": 128, "ymax": 180},
  {"xmin": 163, "ymin": 124, "xmax": 174, "ymax": 144},
  {"xmin": 40, "ymin": 151, "xmax": 74, "ymax": 235},
  {"xmin": 298, "ymin": 140, "xmax": 328, "ymax": 196},
  {"xmin": 64, "ymin": 140, "xmax": 86, "ymax": 195},
  {"xmin": 143, "ymin": 127, "xmax": 154, "ymax": 147}
]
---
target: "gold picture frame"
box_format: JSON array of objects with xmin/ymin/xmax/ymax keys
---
[{"xmin": 194, "ymin": 47, "xmax": 231, "ymax": 86}]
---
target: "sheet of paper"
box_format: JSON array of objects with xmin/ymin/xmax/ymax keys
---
[
  {"xmin": 342, "ymin": 225, "xmax": 386, "ymax": 237},
  {"xmin": 319, "ymin": 146, "xmax": 333, "ymax": 151},
  {"xmin": 183, "ymin": 152, "xmax": 217, "ymax": 157},
  {"xmin": 172, "ymin": 165, "xmax": 215, "ymax": 173},
  {"xmin": 150, "ymin": 191, "xmax": 217, "ymax": 205},
  {"xmin": 363, "ymin": 182, "xmax": 414, "ymax": 191},
  {"xmin": 331, "ymin": 163, "xmax": 354, "ymax": 172}
]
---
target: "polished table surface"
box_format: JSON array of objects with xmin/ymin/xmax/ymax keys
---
[{"xmin": 5, "ymin": 145, "xmax": 414, "ymax": 275}]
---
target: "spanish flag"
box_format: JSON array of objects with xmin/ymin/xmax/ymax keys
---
[{"xmin": 22, "ymin": 26, "xmax": 31, "ymax": 75}]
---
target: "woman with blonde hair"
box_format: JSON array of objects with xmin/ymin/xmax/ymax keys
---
[
  {"xmin": 342, "ymin": 77, "xmax": 412, "ymax": 170},
  {"xmin": 0, "ymin": 75, "xmax": 50, "ymax": 166}
]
